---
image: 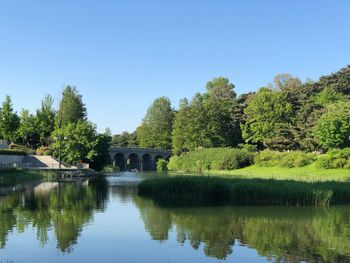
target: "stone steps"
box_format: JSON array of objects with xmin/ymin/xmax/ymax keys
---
[{"xmin": 22, "ymin": 155, "xmax": 70, "ymax": 168}]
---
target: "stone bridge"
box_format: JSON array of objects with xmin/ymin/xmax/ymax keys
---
[{"xmin": 109, "ymin": 147, "xmax": 172, "ymax": 171}]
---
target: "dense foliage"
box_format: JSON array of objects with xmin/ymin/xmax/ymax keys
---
[
  {"xmin": 136, "ymin": 96, "xmax": 174, "ymax": 150},
  {"xmin": 123, "ymin": 66, "xmax": 350, "ymax": 154},
  {"xmin": 57, "ymin": 86, "xmax": 87, "ymax": 126},
  {"xmin": 316, "ymin": 148, "xmax": 350, "ymax": 169},
  {"xmin": 0, "ymin": 86, "xmax": 111, "ymax": 170},
  {"xmin": 314, "ymin": 102, "xmax": 350, "ymax": 149},
  {"xmin": 254, "ymin": 150, "xmax": 317, "ymax": 168},
  {"xmin": 112, "ymin": 131, "xmax": 138, "ymax": 147},
  {"xmin": 156, "ymin": 159, "xmax": 168, "ymax": 171},
  {"xmin": 167, "ymin": 148, "xmax": 254, "ymax": 173}
]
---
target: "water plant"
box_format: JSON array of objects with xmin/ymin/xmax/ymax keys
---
[{"xmin": 138, "ymin": 176, "xmax": 350, "ymax": 207}]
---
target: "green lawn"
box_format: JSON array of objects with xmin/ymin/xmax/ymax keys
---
[{"xmin": 201, "ymin": 164, "xmax": 350, "ymax": 182}]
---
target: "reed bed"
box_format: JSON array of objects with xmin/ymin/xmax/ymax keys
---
[{"xmin": 138, "ymin": 176, "xmax": 350, "ymax": 207}]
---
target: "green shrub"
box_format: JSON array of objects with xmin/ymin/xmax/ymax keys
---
[
  {"xmin": 0, "ymin": 149, "xmax": 27, "ymax": 156},
  {"xmin": 255, "ymin": 150, "xmax": 316, "ymax": 168},
  {"xmin": 44, "ymin": 150, "xmax": 53, "ymax": 156},
  {"xmin": 101, "ymin": 165, "xmax": 119, "ymax": 173},
  {"xmin": 157, "ymin": 159, "xmax": 168, "ymax": 172},
  {"xmin": 36, "ymin": 146, "xmax": 50, "ymax": 156},
  {"xmin": 167, "ymin": 148, "xmax": 254, "ymax": 173},
  {"xmin": 316, "ymin": 148, "xmax": 350, "ymax": 169}
]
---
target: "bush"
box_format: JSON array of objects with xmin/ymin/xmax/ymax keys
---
[
  {"xmin": 44, "ymin": 150, "xmax": 53, "ymax": 156},
  {"xmin": 157, "ymin": 159, "xmax": 168, "ymax": 171},
  {"xmin": 36, "ymin": 146, "xmax": 50, "ymax": 156},
  {"xmin": 167, "ymin": 148, "xmax": 255, "ymax": 173},
  {"xmin": 101, "ymin": 165, "xmax": 119, "ymax": 173},
  {"xmin": 0, "ymin": 149, "xmax": 27, "ymax": 156},
  {"xmin": 255, "ymin": 150, "xmax": 316, "ymax": 168},
  {"xmin": 316, "ymin": 148, "xmax": 350, "ymax": 169}
]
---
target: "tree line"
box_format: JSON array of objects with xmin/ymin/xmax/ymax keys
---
[
  {"xmin": 116, "ymin": 66, "xmax": 350, "ymax": 154},
  {"xmin": 0, "ymin": 86, "xmax": 110, "ymax": 170}
]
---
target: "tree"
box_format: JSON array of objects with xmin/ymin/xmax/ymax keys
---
[
  {"xmin": 269, "ymin": 73, "xmax": 302, "ymax": 92},
  {"xmin": 312, "ymin": 86, "xmax": 345, "ymax": 105},
  {"xmin": 314, "ymin": 102, "xmax": 350, "ymax": 150},
  {"xmin": 51, "ymin": 120, "xmax": 109, "ymax": 169},
  {"xmin": 204, "ymin": 77, "xmax": 239, "ymax": 147},
  {"xmin": 137, "ymin": 97, "xmax": 174, "ymax": 149},
  {"xmin": 112, "ymin": 131, "xmax": 139, "ymax": 147},
  {"xmin": 0, "ymin": 95, "xmax": 20, "ymax": 142},
  {"xmin": 241, "ymin": 88, "xmax": 294, "ymax": 149},
  {"xmin": 36, "ymin": 94, "xmax": 56, "ymax": 146},
  {"xmin": 90, "ymin": 131, "xmax": 112, "ymax": 170},
  {"xmin": 172, "ymin": 98, "xmax": 191, "ymax": 154},
  {"xmin": 57, "ymin": 86, "xmax": 87, "ymax": 126},
  {"xmin": 18, "ymin": 109, "xmax": 38, "ymax": 146}
]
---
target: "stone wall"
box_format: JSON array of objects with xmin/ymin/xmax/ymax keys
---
[
  {"xmin": 0, "ymin": 155, "xmax": 25, "ymax": 163},
  {"xmin": 0, "ymin": 140, "xmax": 8, "ymax": 149}
]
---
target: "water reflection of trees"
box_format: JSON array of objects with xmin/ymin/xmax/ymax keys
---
[
  {"xmin": 134, "ymin": 197, "xmax": 350, "ymax": 262},
  {"xmin": 0, "ymin": 177, "xmax": 108, "ymax": 252}
]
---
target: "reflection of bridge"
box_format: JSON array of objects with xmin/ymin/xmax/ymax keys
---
[{"xmin": 109, "ymin": 147, "xmax": 172, "ymax": 171}]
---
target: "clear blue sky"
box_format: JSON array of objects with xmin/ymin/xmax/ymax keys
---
[{"xmin": 1, "ymin": 0, "xmax": 349, "ymax": 134}]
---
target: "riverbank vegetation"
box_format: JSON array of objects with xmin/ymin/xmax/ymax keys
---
[
  {"xmin": 0, "ymin": 86, "xmax": 111, "ymax": 170},
  {"xmin": 138, "ymin": 176, "xmax": 350, "ymax": 207},
  {"xmin": 0, "ymin": 169, "xmax": 57, "ymax": 187},
  {"xmin": 168, "ymin": 148, "xmax": 254, "ymax": 173},
  {"xmin": 166, "ymin": 147, "xmax": 350, "ymax": 181}
]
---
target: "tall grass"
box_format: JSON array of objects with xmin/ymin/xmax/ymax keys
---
[{"xmin": 138, "ymin": 176, "xmax": 350, "ymax": 207}]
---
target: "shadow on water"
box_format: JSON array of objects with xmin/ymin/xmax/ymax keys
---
[{"xmin": 0, "ymin": 177, "xmax": 108, "ymax": 252}]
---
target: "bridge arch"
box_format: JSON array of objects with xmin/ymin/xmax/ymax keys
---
[
  {"xmin": 109, "ymin": 147, "xmax": 171, "ymax": 171},
  {"xmin": 142, "ymin": 153, "xmax": 153, "ymax": 171},
  {"xmin": 128, "ymin": 153, "xmax": 140, "ymax": 171},
  {"xmin": 114, "ymin": 153, "xmax": 126, "ymax": 171}
]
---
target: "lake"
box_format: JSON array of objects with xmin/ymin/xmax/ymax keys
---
[{"xmin": 0, "ymin": 172, "xmax": 350, "ymax": 262}]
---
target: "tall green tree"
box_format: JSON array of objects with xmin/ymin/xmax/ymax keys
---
[
  {"xmin": 57, "ymin": 86, "xmax": 87, "ymax": 126},
  {"xmin": 241, "ymin": 88, "xmax": 294, "ymax": 149},
  {"xmin": 0, "ymin": 95, "xmax": 20, "ymax": 142},
  {"xmin": 204, "ymin": 77, "xmax": 239, "ymax": 147},
  {"xmin": 314, "ymin": 102, "xmax": 350, "ymax": 150},
  {"xmin": 137, "ymin": 96, "xmax": 174, "ymax": 149},
  {"xmin": 18, "ymin": 109, "xmax": 38, "ymax": 146},
  {"xmin": 51, "ymin": 120, "xmax": 110, "ymax": 169},
  {"xmin": 36, "ymin": 94, "xmax": 56, "ymax": 146},
  {"xmin": 172, "ymin": 98, "xmax": 191, "ymax": 154}
]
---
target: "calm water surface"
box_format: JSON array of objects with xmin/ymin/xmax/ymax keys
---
[{"xmin": 1, "ymin": 172, "xmax": 350, "ymax": 263}]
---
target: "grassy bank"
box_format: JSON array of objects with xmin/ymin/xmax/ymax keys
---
[
  {"xmin": 206, "ymin": 164, "xmax": 350, "ymax": 182},
  {"xmin": 0, "ymin": 169, "xmax": 58, "ymax": 187},
  {"xmin": 168, "ymin": 148, "xmax": 350, "ymax": 182},
  {"xmin": 138, "ymin": 176, "xmax": 350, "ymax": 207}
]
